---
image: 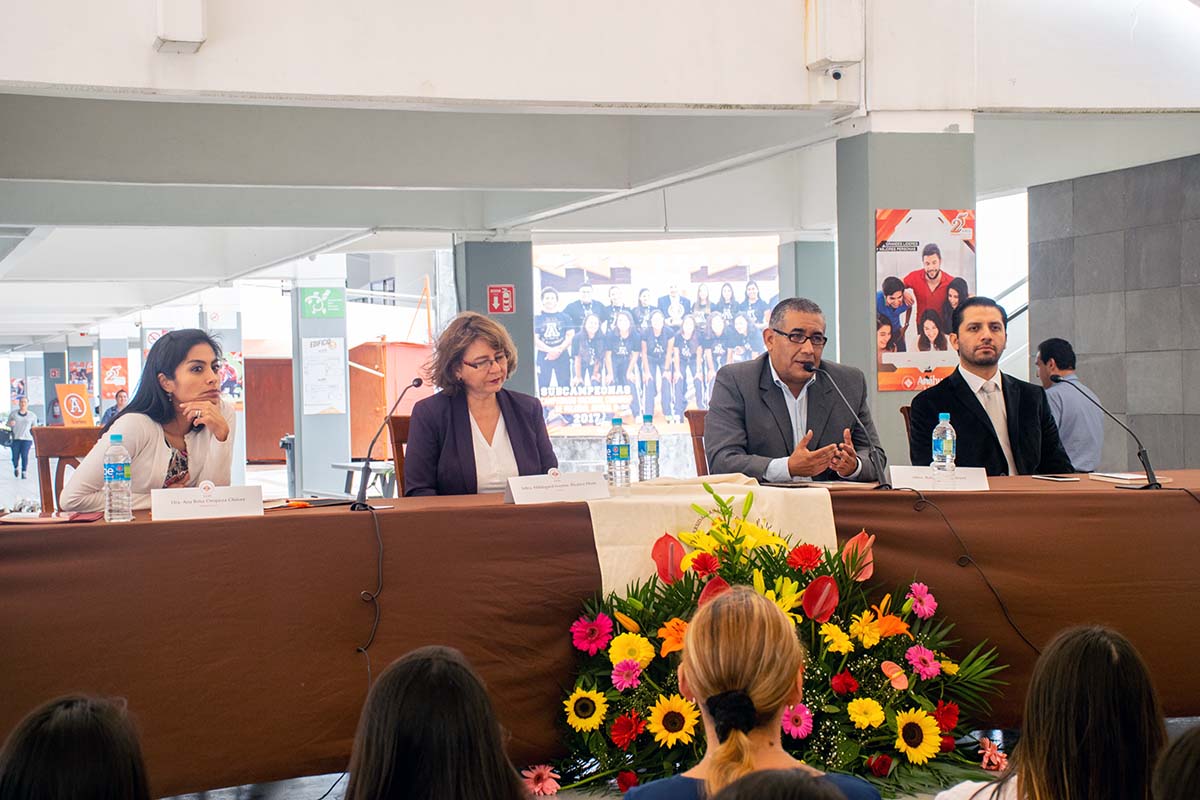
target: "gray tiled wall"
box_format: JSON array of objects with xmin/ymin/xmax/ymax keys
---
[{"xmin": 1028, "ymin": 154, "xmax": 1200, "ymax": 471}]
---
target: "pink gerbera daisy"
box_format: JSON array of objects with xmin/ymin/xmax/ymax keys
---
[
  {"xmin": 905, "ymin": 644, "xmax": 943, "ymax": 680},
  {"xmin": 611, "ymin": 659, "xmax": 643, "ymax": 691},
  {"xmin": 781, "ymin": 703, "xmax": 813, "ymax": 739},
  {"xmin": 906, "ymin": 582, "xmax": 938, "ymax": 620},
  {"xmin": 570, "ymin": 612, "xmax": 614, "ymax": 656},
  {"xmin": 521, "ymin": 764, "xmax": 561, "ymax": 796}
]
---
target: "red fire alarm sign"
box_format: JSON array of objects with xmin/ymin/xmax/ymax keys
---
[{"xmin": 487, "ymin": 284, "xmax": 516, "ymax": 314}]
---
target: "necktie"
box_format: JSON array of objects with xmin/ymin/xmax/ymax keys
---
[{"xmin": 979, "ymin": 383, "xmax": 1018, "ymax": 476}]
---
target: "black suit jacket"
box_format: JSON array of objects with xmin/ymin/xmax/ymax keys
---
[{"xmin": 908, "ymin": 368, "xmax": 1075, "ymax": 476}]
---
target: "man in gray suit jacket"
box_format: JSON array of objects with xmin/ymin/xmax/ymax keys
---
[{"xmin": 704, "ymin": 297, "xmax": 885, "ymax": 482}]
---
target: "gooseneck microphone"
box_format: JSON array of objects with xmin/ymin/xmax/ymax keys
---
[
  {"xmin": 802, "ymin": 362, "xmax": 891, "ymax": 489},
  {"xmin": 351, "ymin": 377, "xmax": 424, "ymax": 511},
  {"xmin": 1049, "ymin": 375, "xmax": 1161, "ymax": 490}
]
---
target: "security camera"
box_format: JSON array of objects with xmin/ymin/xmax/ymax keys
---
[{"xmin": 825, "ymin": 67, "xmax": 844, "ymax": 81}]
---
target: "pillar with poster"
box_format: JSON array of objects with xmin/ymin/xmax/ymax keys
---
[{"xmin": 874, "ymin": 209, "xmax": 975, "ymax": 391}]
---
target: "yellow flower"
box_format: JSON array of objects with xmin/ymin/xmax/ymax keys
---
[
  {"xmin": 646, "ymin": 694, "xmax": 700, "ymax": 747},
  {"xmin": 658, "ymin": 618, "xmax": 688, "ymax": 657},
  {"xmin": 820, "ymin": 622, "xmax": 855, "ymax": 655},
  {"xmin": 564, "ymin": 687, "xmax": 608, "ymax": 732},
  {"xmin": 613, "ymin": 611, "xmax": 640, "ymax": 633},
  {"xmin": 940, "ymin": 659, "xmax": 960, "ymax": 676},
  {"xmin": 894, "ymin": 709, "xmax": 941, "ymax": 764},
  {"xmin": 731, "ymin": 519, "xmax": 788, "ymax": 552},
  {"xmin": 609, "ymin": 632, "xmax": 656, "ymax": 667},
  {"xmin": 849, "ymin": 610, "xmax": 882, "ymax": 649},
  {"xmin": 847, "ymin": 698, "xmax": 885, "ymax": 729}
]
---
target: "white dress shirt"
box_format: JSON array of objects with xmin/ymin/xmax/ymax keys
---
[
  {"xmin": 470, "ymin": 411, "xmax": 520, "ymax": 494},
  {"xmin": 763, "ymin": 361, "xmax": 861, "ymax": 483},
  {"xmin": 958, "ymin": 368, "xmax": 1018, "ymax": 476}
]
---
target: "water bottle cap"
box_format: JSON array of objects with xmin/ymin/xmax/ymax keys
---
[
  {"xmin": 938, "ymin": 413, "xmax": 950, "ymax": 422},
  {"xmin": 110, "ymin": 434, "xmax": 123, "ymax": 443},
  {"xmin": 612, "ymin": 417, "xmax": 622, "ymax": 425},
  {"xmin": 643, "ymin": 414, "xmax": 653, "ymax": 423}
]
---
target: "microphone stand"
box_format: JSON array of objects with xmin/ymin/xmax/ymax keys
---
[
  {"xmin": 1050, "ymin": 375, "xmax": 1161, "ymax": 490},
  {"xmin": 351, "ymin": 377, "xmax": 423, "ymax": 511},
  {"xmin": 809, "ymin": 365, "xmax": 892, "ymax": 489}
]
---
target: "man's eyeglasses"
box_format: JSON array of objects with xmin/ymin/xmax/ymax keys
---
[
  {"xmin": 770, "ymin": 329, "xmax": 828, "ymax": 347},
  {"xmin": 462, "ymin": 354, "xmax": 509, "ymax": 370}
]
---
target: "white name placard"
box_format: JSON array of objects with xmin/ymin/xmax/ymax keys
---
[
  {"xmin": 151, "ymin": 482, "xmax": 265, "ymax": 521},
  {"xmin": 504, "ymin": 471, "xmax": 610, "ymax": 505},
  {"xmin": 888, "ymin": 466, "xmax": 991, "ymax": 492}
]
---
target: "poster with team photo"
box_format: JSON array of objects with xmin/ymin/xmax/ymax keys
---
[
  {"xmin": 875, "ymin": 209, "xmax": 976, "ymax": 392},
  {"xmin": 532, "ymin": 237, "xmax": 779, "ymax": 436}
]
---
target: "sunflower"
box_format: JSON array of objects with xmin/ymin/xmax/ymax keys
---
[
  {"xmin": 609, "ymin": 632, "xmax": 656, "ymax": 667},
  {"xmin": 894, "ymin": 709, "xmax": 941, "ymax": 764},
  {"xmin": 646, "ymin": 694, "xmax": 700, "ymax": 747},
  {"xmin": 564, "ymin": 687, "xmax": 608, "ymax": 732}
]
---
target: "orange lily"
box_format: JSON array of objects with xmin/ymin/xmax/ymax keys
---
[
  {"xmin": 657, "ymin": 618, "xmax": 688, "ymax": 657},
  {"xmin": 872, "ymin": 594, "xmax": 913, "ymax": 639}
]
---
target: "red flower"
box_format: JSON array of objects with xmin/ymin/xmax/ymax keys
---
[
  {"xmin": 609, "ymin": 711, "xmax": 647, "ymax": 751},
  {"xmin": 866, "ymin": 754, "xmax": 892, "ymax": 777},
  {"xmin": 801, "ymin": 575, "xmax": 839, "ymax": 623},
  {"xmin": 933, "ymin": 699, "xmax": 960, "ymax": 733},
  {"xmin": 616, "ymin": 771, "xmax": 640, "ymax": 792},
  {"xmin": 690, "ymin": 552, "xmax": 720, "ymax": 578},
  {"xmin": 651, "ymin": 533, "xmax": 685, "ymax": 584},
  {"xmin": 787, "ymin": 543, "xmax": 823, "ymax": 572},
  {"xmin": 698, "ymin": 575, "xmax": 731, "ymax": 606},
  {"xmin": 830, "ymin": 670, "xmax": 859, "ymax": 695},
  {"xmin": 941, "ymin": 735, "xmax": 957, "ymax": 753}
]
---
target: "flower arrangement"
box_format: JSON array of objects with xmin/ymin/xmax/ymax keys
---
[{"xmin": 528, "ymin": 485, "xmax": 1007, "ymax": 797}]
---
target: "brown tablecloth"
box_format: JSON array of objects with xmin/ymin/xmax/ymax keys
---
[{"xmin": 2, "ymin": 474, "xmax": 1199, "ymax": 796}]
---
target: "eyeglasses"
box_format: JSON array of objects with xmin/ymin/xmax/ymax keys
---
[
  {"xmin": 770, "ymin": 329, "xmax": 828, "ymax": 347},
  {"xmin": 462, "ymin": 354, "xmax": 509, "ymax": 370}
]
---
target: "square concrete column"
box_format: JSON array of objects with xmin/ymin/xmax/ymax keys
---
[
  {"xmin": 778, "ymin": 239, "xmax": 839, "ymax": 360},
  {"xmin": 453, "ymin": 238, "xmax": 535, "ymax": 395}
]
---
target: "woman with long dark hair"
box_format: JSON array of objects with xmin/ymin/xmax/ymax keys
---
[
  {"xmin": 605, "ymin": 310, "xmax": 643, "ymax": 419},
  {"xmin": 714, "ymin": 282, "xmax": 738, "ymax": 323},
  {"xmin": 641, "ymin": 309, "xmax": 672, "ymax": 419},
  {"xmin": 572, "ymin": 312, "xmax": 605, "ymax": 389},
  {"xmin": 667, "ymin": 314, "xmax": 704, "ymax": 420},
  {"xmin": 916, "ymin": 309, "xmax": 948, "ymax": 351},
  {"xmin": 742, "ymin": 280, "xmax": 771, "ymax": 327},
  {"xmin": 941, "ymin": 277, "xmax": 970, "ymax": 333},
  {"xmin": 344, "ymin": 646, "xmax": 528, "ymax": 800},
  {"xmin": 60, "ymin": 329, "xmax": 235, "ymax": 512}
]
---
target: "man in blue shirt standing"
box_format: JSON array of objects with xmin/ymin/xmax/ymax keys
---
[{"xmin": 1036, "ymin": 338, "xmax": 1104, "ymax": 472}]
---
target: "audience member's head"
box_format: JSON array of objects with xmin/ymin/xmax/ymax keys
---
[
  {"xmin": 1035, "ymin": 337, "xmax": 1077, "ymax": 388},
  {"xmin": 0, "ymin": 695, "xmax": 151, "ymax": 800},
  {"xmin": 991, "ymin": 625, "xmax": 1165, "ymax": 800},
  {"xmin": 712, "ymin": 769, "xmax": 848, "ymax": 800},
  {"xmin": 1152, "ymin": 725, "xmax": 1200, "ymax": 800},
  {"xmin": 680, "ymin": 586, "xmax": 806, "ymax": 796},
  {"xmin": 344, "ymin": 645, "xmax": 527, "ymax": 800}
]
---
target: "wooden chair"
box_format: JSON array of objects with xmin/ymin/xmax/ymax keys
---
[
  {"xmin": 683, "ymin": 409, "xmax": 708, "ymax": 477},
  {"xmin": 900, "ymin": 405, "xmax": 912, "ymax": 440},
  {"xmin": 387, "ymin": 415, "xmax": 411, "ymax": 496},
  {"xmin": 31, "ymin": 426, "xmax": 102, "ymax": 512}
]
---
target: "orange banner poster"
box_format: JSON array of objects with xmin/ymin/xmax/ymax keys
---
[
  {"xmin": 100, "ymin": 358, "xmax": 130, "ymax": 400},
  {"xmin": 56, "ymin": 383, "xmax": 95, "ymax": 427}
]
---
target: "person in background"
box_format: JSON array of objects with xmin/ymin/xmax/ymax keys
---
[
  {"xmin": 99, "ymin": 388, "xmax": 129, "ymax": 427},
  {"xmin": 534, "ymin": 287, "xmax": 575, "ymax": 389},
  {"xmin": 405, "ymin": 312, "xmax": 556, "ymax": 496},
  {"xmin": 727, "ymin": 313, "xmax": 758, "ymax": 364},
  {"xmin": 658, "ymin": 284, "xmax": 693, "ymax": 330},
  {"xmin": 343, "ymin": 646, "xmax": 528, "ymax": 800},
  {"xmin": 743, "ymin": 280, "xmax": 771, "ymax": 327},
  {"xmin": 916, "ymin": 309, "xmax": 948, "ymax": 351},
  {"xmin": 634, "ymin": 288, "xmax": 657, "ymax": 334},
  {"xmin": 60, "ymin": 329, "xmax": 236, "ymax": 512},
  {"xmin": 6, "ymin": 396, "xmax": 36, "ymax": 480},
  {"xmin": 572, "ymin": 312, "xmax": 606, "ymax": 390},
  {"xmin": 668, "ymin": 314, "xmax": 704, "ymax": 420},
  {"xmin": 1036, "ymin": 338, "xmax": 1103, "ymax": 472},
  {"xmin": 702, "ymin": 313, "xmax": 731, "ymax": 404},
  {"xmin": 941, "ymin": 276, "xmax": 970, "ymax": 339},
  {"xmin": 692, "ymin": 284, "xmax": 714, "ymax": 335},
  {"xmin": 641, "ymin": 309, "xmax": 672, "ymax": 419},
  {"xmin": 713, "ymin": 770, "xmax": 851, "ymax": 800},
  {"xmin": 1151, "ymin": 724, "xmax": 1200, "ymax": 800},
  {"xmin": 902, "ymin": 243, "xmax": 955, "ymax": 325},
  {"xmin": 624, "ymin": 587, "xmax": 879, "ymax": 800},
  {"xmin": 935, "ymin": 625, "xmax": 1165, "ymax": 800},
  {"xmin": 565, "ymin": 282, "xmax": 607, "ymax": 332},
  {"xmin": 605, "ymin": 285, "xmax": 628, "ymax": 335},
  {"xmin": 0, "ymin": 695, "xmax": 151, "ymax": 800},
  {"xmin": 908, "ymin": 298, "xmax": 1074, "ymax": 476},
  {"xmin": 606, "ymin": 310, "xmax": 643, "ymax": 419},
  {"xmin": 875, "ymin": 276, "xmax": 911, "ymax": 352},
  {"xmin": 705, "ymin": 298, "xmax": 885, "ymax": 483},
  {"xmin": 714, "ymin": 282, "xmax": 739, "ymax": 323},
  {"xmin": 876, "ymin": 314, "xmax": 897, "ymax": 373}
]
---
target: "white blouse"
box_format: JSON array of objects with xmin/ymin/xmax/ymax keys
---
[{"xmin": 470, "ymin": 411, "xmax": 520, "ymax": 494}]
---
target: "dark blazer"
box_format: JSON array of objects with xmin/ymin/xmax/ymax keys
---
[
  {"xmin": 908, "ymin": 368, "xmax": 1075, "ymax": 476},
  {"xmin": 704, "ymin": 354, "xmax": 885, "ymax": 482},
  {"xmin": 403, "ymin": 389, "xmax": 558, "ymax": 496}
]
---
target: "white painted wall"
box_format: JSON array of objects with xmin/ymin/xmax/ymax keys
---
[{"xmin": 866, "ymin": 0, "xmax": 977, "ymax": 112}]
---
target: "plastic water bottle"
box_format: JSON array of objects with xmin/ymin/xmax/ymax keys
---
[
  {"xmin": 103, "ymin": 433, "xmax": 133, "ymax": 522},
  {"xmin": 931, "ymin": 413, "xmax": 956, "ymax": 490},
  {"xmin": 606, "ymin": 418, "xmax": 631, "ymax": 492},
  {"xmin": 637, "ymin": 414, "xmax": 660, "ymax": 481}
]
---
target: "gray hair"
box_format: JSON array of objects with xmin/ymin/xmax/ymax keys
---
[{"xmin": 769, "ymin": 297, "xmax": 824, "ymax": 329}]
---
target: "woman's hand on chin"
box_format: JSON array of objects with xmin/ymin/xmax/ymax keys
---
[{"xmin": 178, "ymin": 399, "xmax": 231, "ymax": 442}]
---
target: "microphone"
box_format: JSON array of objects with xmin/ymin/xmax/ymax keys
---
[
  {"xmin": 802, "ymin": 362, "xmax": 891, "ymax": 489},
  {"xmin": 351, "ymin": 376, "xmax": 423, "ymax": 511},
  {"xmin": 1049, "ymin": 375, "xmax": 1161, "ymax": 489}
]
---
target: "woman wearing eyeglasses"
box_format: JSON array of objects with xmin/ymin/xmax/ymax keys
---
[{"xmin": 403, "ymin": 312, "xmax": 557, "ymax": 496}]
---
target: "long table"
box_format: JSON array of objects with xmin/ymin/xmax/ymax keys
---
[{"xmin": 2, "ymin": 474, "xmax": 1199, "ymax": 797}]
